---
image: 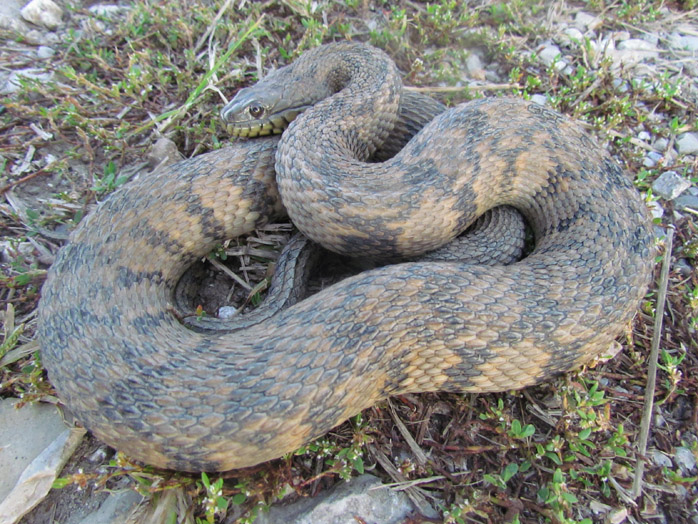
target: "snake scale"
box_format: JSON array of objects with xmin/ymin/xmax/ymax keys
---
[{"xmin": 38, "ymin": 42, "xmax": 654, "ymax": 472}]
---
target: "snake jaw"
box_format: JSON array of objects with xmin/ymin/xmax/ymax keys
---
[
  {"xmin": 224, "ymin": 107, "xmax": 306, "ymax": 138},
  {"xmin": 221, "ymin": 83, "xmax": 310, "ymax": 138}
]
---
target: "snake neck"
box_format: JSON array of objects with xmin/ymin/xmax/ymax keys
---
[{"xmin": 279, "ymin": 42, "xmax": 402, "ymax": 161}]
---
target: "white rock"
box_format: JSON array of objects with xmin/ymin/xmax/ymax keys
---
[
  {"xmin": 36, "ymin": 45, "xmax": 54, "ymax": 58},
  {"xmin": 1, "ymin": 68, "xmax": 54, "ymax": 94},
  {"xmin": 574, "ymin": 11, "xmax": 598, "ymax": 30},
  {"xmin": 88, "ymin": 4, "xmax": 132, "ymax": 18},
  {"xmin": 607, "ymin": 47, "xmax": 658, "ymax": 68},
  {"xmin": 617, "ymin": 38, "xmax": 658, "ymax": 52},
  {"xmin": 465, "ymin": 52, "xmax": 485, "ymax": 80},
  {"xmin": 560, "ymin": 27, "xmax": 584, "ymax": 48},
  {"xmin": 637, "ymin": 131, "xmax": 651, "ymax": 141},
  {"xmin": 539, "ymin": 45, "xmax": 565, "ymax": 70},
  {"xmin": 652, "ymin": 171, "xmax": 691, "ymax": 200},
  {"xmin": 218, "ymin": 306, "xmax": 238, "ymax": 319},
  {"xmin": 20, "ymin": 0, "xmax": 63, "ymax": 30},
  {"xmin": 0, "ymin": 0, "xmax": 38, "ymax": 41},
  {"xmin": 254, "ymin": 474, "xmax": 416, "ymax": 524},
  {"xmin": 676, "ymin": 132, "xmax": 698, "ymax": 155},
  {"xmin": 668, "ymin": 32, "xmax": 698, "ymax": 52}
]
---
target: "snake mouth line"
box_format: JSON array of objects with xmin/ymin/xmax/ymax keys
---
[{"xmin": 227, "ymin": 106, "xmax": 310, "ymax": 138}]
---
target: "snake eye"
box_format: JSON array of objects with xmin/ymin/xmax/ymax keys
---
[{"xmin": 248, "ymin": 103, "xmax": 264, "ymax": 119}]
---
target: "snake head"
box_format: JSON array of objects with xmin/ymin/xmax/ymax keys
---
[{"xmin": 220, "ymin": 68, "xmax": 313, "ymax": 138}]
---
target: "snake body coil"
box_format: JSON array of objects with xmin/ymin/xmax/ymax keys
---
[{"xmin": 38, "ymin": 43, "xmax": 653, "ymax": 472}]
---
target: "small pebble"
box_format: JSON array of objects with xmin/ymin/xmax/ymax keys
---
[
  {"xmin": 676, "ymin": 132, "xmax": 698, "ymax": 155},
  {"xmin": 612, "ymin": 78, "xmax": 630, "ymax": 93},
  {"xmin": 637, "ymin": 131, "xmax": 651, "ymax": 142},
  {"xmin": 654, "ymin": 138, "xmax": 669, "ymax": 151},
  {"xmin": 36, "ymin": 45, "xmax": 55, "ymax": 58},
  {"xmin": 89, "ymin": 4, "xmax": 133, "ymax": 18},
  {"xmin": 218, "ymin": 306, "xmax": 238, "ymax": 319},
  {"xmin": 562, "ymin": 27, "xmax": 583, "ymax": 45},
  {"xmin": 655, "ymin": 413, "xmax": 667, "ymax": 428},
  {"xmin": 647, "ymin": 200, "xmax": 664, "ymax": 220},
  {"xmin": 642, "ymin": 33, "xmax": 659, "ymax": 46},
  {"xmin": 668, "ymin": 32, "xmax": 698, "ymax": 52},
  {"xmin": 643, "ymin": 151, "xmax": 663, "ymax": 168},
  {"xmin": 539, "ymin": 45, "xmax": 566, "ymax": 71},
  {"xmin": 675, "ymin": 258, "xmax": 693, "ymax": 278},
  {"xmin": 530, "ymin": 94, "xmax": 548, "ymax": 106},
  {"xmin": 574, "ymin": 11, "xmax": 598, "ymax": 30}
]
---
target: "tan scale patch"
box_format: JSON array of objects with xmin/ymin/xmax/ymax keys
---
[
  {"xmin": 399, "ymin": 340, "xmax": 463, "ymax": 393},
  {"xmin": 469, "ymin": 344, "xmax": 553, "ymax": 391}
]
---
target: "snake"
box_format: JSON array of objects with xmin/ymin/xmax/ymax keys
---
[{"xmin": 38, "ymin": 42, "xmax": 654, "ymax": 472}]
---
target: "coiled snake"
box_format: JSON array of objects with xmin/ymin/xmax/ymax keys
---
[{"xmin": 38, "ymin": 43, "xmax": 653, "ymax": 472}]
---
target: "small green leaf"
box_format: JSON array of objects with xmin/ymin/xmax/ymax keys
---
[
  {"xmin": 216, "ymin": 496, "xmax": 228, "ymax": 511},
  {"xmin": 201, "ymin": 472, "xmax": 210, "ymax": 489},
  {"xmin": 502, "ymin": 463, "xmax": 518, "ymax": 482},
  {"xmin": 553, "ymin": 468, "xmax": 564, "ymax": 484},
  {"xmin": 561, "ymin": 491, "xmax": 578, "ymax": 503},
  {"xmin": 52, "ymin": 477, "xmax": 72, "ymax": 489}
]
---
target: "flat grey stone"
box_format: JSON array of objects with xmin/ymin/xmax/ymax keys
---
[
  {"xmin": 675, "ymin": 447, "xmax": 697, "ymax": 475},
  {"xmin": 675, "ymin": 194, "xmax": 698, "ymax": 212},
  {"xmin": 643, "ymin": 151, "xmax": 663, "ymax": 168},
  {"xmin": 668, "ymin": 32, "xmax": 698, "ymax": 52},
  {"xmin": 651, "ymin": 171, "xmax": 691, "ymax": 200},
  {"xmin": 255, "ymin": 474, "xmax": 414, "ymax": 524},
  {"xmin": 651, "ymin": 449, "xmax": 673, "ymax": 469},
  {"xmin": 2, "ymin": 68, "xmax": 54, "ymax": 94},
  {"xmin": 0, "ymin": 398, "xmax": 67, "ymax": 502},
  {"xmin": 74, "ymin": 490, "xmax": 144, "ymax": 524},
  {"xmin": 676, "ymin": 132, "xmax": 698, "ymax": 155}
]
